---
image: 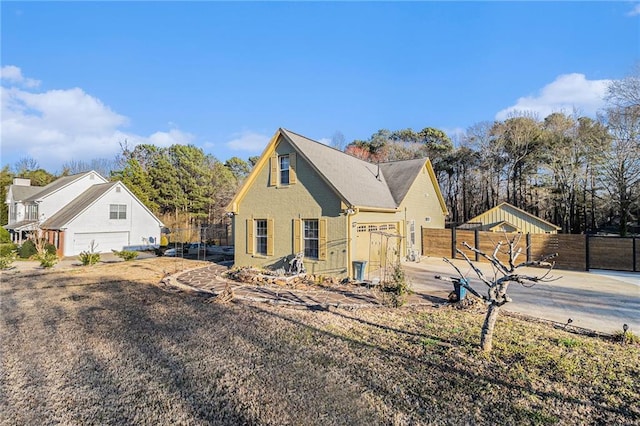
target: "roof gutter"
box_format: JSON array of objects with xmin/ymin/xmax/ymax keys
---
[{"xmin": 353, "ymin": 206, "xmax": 399, "ymax": 213}]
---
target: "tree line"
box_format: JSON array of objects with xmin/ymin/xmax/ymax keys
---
[
  {"xmin": 2, "ymin": 69, "xmax": 637, "ymax": 236},
  {"xmin": 342, "ymin": 71, "xmax": 639, "ymax": 236},
  {"xmin": 0, "ymin": 146, "xmax": 254, "ymax": 234}
]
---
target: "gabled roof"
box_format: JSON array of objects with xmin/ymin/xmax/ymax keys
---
[
  {"xmin": 3, "ymin": 220, "xmax": 38, "ymax": 231},
  {"xmin": 282, "ymin": 129, "xmax": 397, "ymax": 209},
  {"xmin": 488, "ymin": 220, "xmax": 519, "ymax": 232},
  {"xmin": 41, "ymin": 182, "xmax": 119, "ymax": 229},
  {"xmin": 40, "ymin": 181, "xmax": 164, "ymax": 230},
  {"xmin": 25, "ymin": 171, "xmax": 106, "ymax": 202},
  {"xmin": 8, "ymin": 185, "xmax": 41, "ymax": 202},
  {"xmin": 228, "ymin": 128, "xmax": 448, "ymax": 214},
  {"xmin": 466, "ymin": 202, "xmax": 561, "ymax": 232},
  {"xmin": 378, "ymin": 158, "xmax": 428, "ymax": 205}
]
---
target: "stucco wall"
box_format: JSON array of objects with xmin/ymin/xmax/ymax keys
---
[
  {"xmin": 234, "ymin": 137, "xmax": 348, "ymax": 275},
  {"xmin": 398, "ymin": 164, "xmax": 447, "ymax": 251}
]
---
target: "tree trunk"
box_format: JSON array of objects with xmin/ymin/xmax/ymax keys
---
[{"xmin": 480, "ymin": 303, "xmax": 501, "ymax": 352}]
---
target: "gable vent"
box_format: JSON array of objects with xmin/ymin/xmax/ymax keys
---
[
  {"xmin": 90, "ymin": 174, "xmax": 95, "ymax": 180},
  {"xmin": 115, "ymin": 187, "xmax": 121, "ymax": 193},
  {"xmin": 425, "ymin": 217, "xmax": 431, "ymax": 223}
]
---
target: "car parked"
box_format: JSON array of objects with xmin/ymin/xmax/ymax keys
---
[{"xmin": 163, "ymin": 248, "xmax": 178, "ymax": 257}]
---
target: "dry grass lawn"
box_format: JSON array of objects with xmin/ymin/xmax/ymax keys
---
[{"xmin": 1, "ymin": 258, "xmax": 639, "ymax": 425}]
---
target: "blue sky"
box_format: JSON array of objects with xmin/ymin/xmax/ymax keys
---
[{"xmin": 1, "ymin": 1, "xmax": 639, "ymax": 172}]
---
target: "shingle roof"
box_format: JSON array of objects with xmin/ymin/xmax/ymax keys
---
[
  {"xmin": 41, "ymin": 182, "xmax": 118, "ymax": 229},
  {"xmin": 25, "ymin": 171, "xmax": 101, "ymax": 201},
  {"xmin": 9, "ymin": 185, "xmax": 41, "ymax": 201},
  {"xmin": 379, "ymin": 158, "xmax": 427, "ymax": 206},
  {"xmin": 281, "ymin": 129, "xmax": 426, "ymax": 210},
  {"xmin": 3, "ymin": 220, "xmax": 38, "ymax": 231}
]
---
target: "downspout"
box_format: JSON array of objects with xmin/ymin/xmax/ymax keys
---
[{"xmin": 346, "ymin": 206, "xmax": 358, "ymax": 278}]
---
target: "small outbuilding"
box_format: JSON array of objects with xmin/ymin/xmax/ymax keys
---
[{"xmin": 461, "ymin": 202, "xmax": 560, "ymax": 234}]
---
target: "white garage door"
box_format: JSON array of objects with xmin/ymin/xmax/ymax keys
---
[{"xmin": 72, "ymin": 232, "xmax": 130, "ymax": 255}]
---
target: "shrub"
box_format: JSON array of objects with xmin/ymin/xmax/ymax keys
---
[
  {"xmin": 18, "ymin": 239, "xmax": 56, "ymax": 259},
  {"xmin": 160, "ymin": 235, "xmax": 169, "ymax": 247},
  {"xmin": 79, "ymin": 251, "xmax": 101, "ymax": 266},
  {"xmin": 0, "ymin": 227, "xmax": 11, "ymax": 244},
  {"xmin": 0, "ymin": 245, "xmax": 17, "ymax": 270},
  {"xmin": 0, "ymin": 243, "xmax": 17, "ymax": 257},
  {"xmin": 36, "ymin": 251, "xmax": 58, "ymax": 268},
  {"xmin": 112, "ymin": 249, "xmax": 139, "ymax": 261},
  {"xmin": 18, "ymin": 240, "xmax": 37, "ymax": 259},
  {"xmin": 79, "ymin": 240, "xmax": 100, "ymax": 266}
]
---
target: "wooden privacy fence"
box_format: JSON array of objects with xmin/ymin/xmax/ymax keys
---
[{"xmin": 422, "ymin": 228, "xmax": 640, "ymax": 272}]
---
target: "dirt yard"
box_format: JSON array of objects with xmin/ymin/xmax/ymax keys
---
[{"xmin": 1, "ymin": 258, "xmax": 639, "ymax": 425}]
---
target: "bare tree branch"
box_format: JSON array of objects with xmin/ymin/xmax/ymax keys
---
[
  {"xmin": 439, "ymin": 234, "xmax": 562, "ymax": 352},
  {"xmin": 453, "ymin": 248, "xmax": 494, "ymax": 287},
  {"xmin": 462, "ymin": 241, "xmax": 510, "ymax": 274}
]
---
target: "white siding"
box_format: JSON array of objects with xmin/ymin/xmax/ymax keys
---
[
  {"xmin": 38, "ymin": 172, "xmax": 107, "ymax": 223},
  {"xmin": 63, "ymin": 184, "xmax": 161, "ymax": 256}
]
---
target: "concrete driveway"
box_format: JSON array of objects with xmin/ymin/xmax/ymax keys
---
[{"xmin": 403, "ymin": 257, "xmax": 640, "ymax": 335}]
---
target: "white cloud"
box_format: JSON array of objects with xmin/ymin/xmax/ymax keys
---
[
  {"xmin": 148, "ymin": 129, "xmax": 194, "ymax": 147},
  {"xmin": 627, "ymin": 3, "xmax": 640, "ymax": 16},
  {"xmin": 1, "ymin": 66, "xmax": 196, "ymax": 171},
  {"xmin": 1, "ymin": 65, "xmax": 41, "ymax": 88},
  {"xmin": 495, "ymin": 73, "xmax": 611, "ymax": 121},
  {"xmin": 225, "ymin": 130, "xmax": 270, "ymax": 152},
  {"xmin": 317, "ymin": 138, "xmax": 331, "ymax": 146}
]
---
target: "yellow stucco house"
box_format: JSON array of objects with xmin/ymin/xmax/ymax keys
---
[
  {"xmin": 226, "ymin": 128, "xmax": 448, "ymax": 278},
  {"xmin": 461, "ymin": 202, "xmax": 560, "ymax": 234}
]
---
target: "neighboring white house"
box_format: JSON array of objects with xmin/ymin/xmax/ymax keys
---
[{"xmin": 4, "ymin": 171, "xmax": 164, "ymax": 256}]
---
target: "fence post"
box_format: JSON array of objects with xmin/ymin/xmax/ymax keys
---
[
  {"xmin": 585, "ymin": 234, "xmax": 590, "ymax": 271},
  {"xmin": 451, "ymin": 227, "xmax": 457, "ymax": 259},
  {"xmin": 474, "ymin": 229, "xmax": 480, "ymax": 261},
  {"xmin": 526, "ymin": 233, "xmax": 531, "ymax": 262}
]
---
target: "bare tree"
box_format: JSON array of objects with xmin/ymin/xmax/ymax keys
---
[
  {"xmin": 331, "ymin": 131, "xmax": 346, "ymax": 151},
  {"xmin": 606, "ymin": 64, "xmax": 640, "ymax": 110},
  {"xmin": 601, "ymin": 67, "xmax": 640, "ymax": 236},
  {"xmin": 13, "ymin": 156, "xmax": 39, "ymax": 175},
  {"xmin": 61, "ymin": 158, "xmax": 116, "ymax": 177},
  {"xmin": 599, "ymin": 106, "xmax": 640, "ymax": 236},
  {"xmin": 437, "ymin": 234, "xmax": 558, "ymax": 352}
]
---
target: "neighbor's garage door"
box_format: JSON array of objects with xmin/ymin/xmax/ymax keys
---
[{"xmin": 72, "ymin": 232, "xmax": 130, "ymax": 255}]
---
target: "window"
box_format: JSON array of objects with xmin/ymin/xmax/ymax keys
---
[
  {"xmin": 247, "ymin": 218, "xmax": 273, "ymax": 256},
  {"xmin": 279, "ymin": 155, "xmax": 290, "ymax": 185},
  {"xmin": 109, "ymin": 204, "xmax": 127, "ymax": 220},
  {"xmin": 255, "ymin": 219, "xmax": 268, "ymax": 255},
  {"xmin": 294, "ymin": 218, "xmax": 326, "ymax": 260},
  {"xmin": 270, "ymin": 152, "xmax": 296, "ymax": 186},
  {"xmin": 9, "ymin": 204, "xmax": 16, "ymax": 221},
  {"xmin": 26, "ymin": 204, "xmax": 38, "ymax": 221},
  {"xmin": 303, "ymin": 219, "xmax": 319, "ymax": 259},
  {"xmin": 410, "ymin": 220, "xmax": 416, "ymax": 246}
]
